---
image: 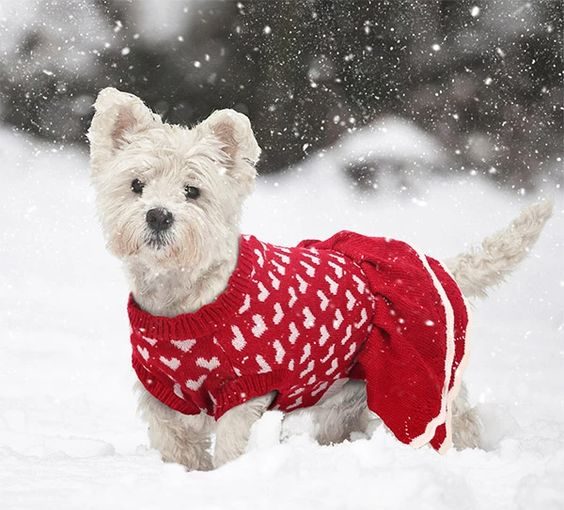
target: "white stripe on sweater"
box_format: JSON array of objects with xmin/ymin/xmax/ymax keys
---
[{"xmin": 407, "ymin": 248, "xmax": 456, "ymax": 452}]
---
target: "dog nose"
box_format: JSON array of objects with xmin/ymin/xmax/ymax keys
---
[{"xmin": 146, "ymin": 208, "xmax": 174, "ymax": 232}]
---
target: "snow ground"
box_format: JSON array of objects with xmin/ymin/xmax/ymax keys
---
[{"xmin": 1, "ymin": 124, "xmax": 563, "ymax": 509}]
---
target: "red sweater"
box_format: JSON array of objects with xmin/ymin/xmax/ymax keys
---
[{"xmin": 129, "ymin": 232, "xmax": 468, "ymax": 452}]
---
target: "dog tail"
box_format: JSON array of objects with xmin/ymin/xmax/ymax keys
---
[{"xmin": 445, "ymin": 200, "xmax": 553, "ymax": 298}]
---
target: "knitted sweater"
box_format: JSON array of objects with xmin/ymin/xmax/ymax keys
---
[{"xmin": 129, "ymin": 231, "xmax": 468, "ymax": 453}]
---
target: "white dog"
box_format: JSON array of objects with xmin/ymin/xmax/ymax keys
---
[{"xmin": 88, "ymin": 88, "xmax": 552, "ymax": 470}]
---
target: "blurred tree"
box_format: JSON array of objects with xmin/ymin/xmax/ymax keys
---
[
  {"xmin": 0, "ymin": 0, "xmax": 561, "ymax": 188},
  {"xmin": 404, "ymin": 0, "xmax": 564, "ymax": 187}
]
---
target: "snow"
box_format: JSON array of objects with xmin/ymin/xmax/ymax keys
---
[
  {"xmin": 130, "ymin": 0, "xmax": 191, "ymax": 43},
  {"xmin": 1, "ymin": 124, "xmax": 563, "ymax": 509},
  {"xmin": 0, "ymin": 0, "xmax": 110, "ymax": 76},
  {"xmin": 332, "ymin": 116, "xmax": 445, "ymax": 169}
]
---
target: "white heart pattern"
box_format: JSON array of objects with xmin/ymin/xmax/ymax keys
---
[
  {"xmin": 325, "ymin": 275, "xmax": 338, "ymax": 295},
  {"xmin": 321, "ymin": 344, "xmax": 335, "ymax": 363},
  {"xmin": 341, "ymin": 325, "xmax": 353, "ymax": 345},
  {"xmin": 344, "ymin": 342, "xmax": 357, "ymax": 361},
  {"xmin": 268, "ymin": 271, "xmax": 281, "ymax": 290},
  {"xmin": 276, "ymin": 252, "xmax": 290, "ymax": 264},
  {"xmin": 289, "ymin": 322, "xmax": 300, "ymax": 344},
  {"xmin": 273, "ymin": 340, "xmax": 285, "ymax": 364},
  {"xmin": 231, "ymin": 325, "xmax": 246, "ymax": 351},
  {"xmin": 333, "ymin": 309, "xmax": 344, "ymax": 330},
  {"xmin": 355, "ymin": 308, "xmax": 368, "ymax": 329},
  {"xmin": 141, "ymin": 335, "xmax": 157, "ymax": 346},
  {"xmin": 254, "ymin": 248, "xmax": 264, "ymax": 267},
  {"xmin": 137, "ymin": 345, "xmax": 149, "ymax": 361},
  {"xmin": 273, "ymin": 302, "xmax": 284, "ymax": 324},
  {"xmin": 255, "ymin": 354, "xmax": 272, "ymax": 373},
  {"xmin": 300, "ymin": 260, "xmax": 315, "ymax": 277},
  {"xmin": 303, "ymin": 307, "xmax": 315, "ymax": 329},
  {"xmin": 319, "ymin": 325, "xmax": 329, "ymax": 346},
  {"xmin": 196, "ymin": 356, "xmax": 220, "ymax": 371},
  {"xmin": 288, "ymin": 386, "xmax": 304, "ymax": 398},
  {"xmin": 299, "ymin": 360, "xmax": 315, "ymax": 378},
  {"xmin": 352, "ymin": 274, "xmax": 366, "ymax": 293},
  {"xmin": 317, "ymin": 289, "xmax": 329, "ymax": 311},
  {"xmin": 173, "ymin": 383, "xmax": 185, "ymax": 399},
  {"xmin": 286, "ymin": 396, "xmax": 303, "ymax": 410},
  {"xmin": 252, "ymin": 314, "xmax": 267, "ymax": 337},
  {"xmin": 288, "ymin": 286, "xmax": 297, "ymax": 308},
  {"xmin": 257, "ymin": 282, "xmax": 270, "ymax": 302},
  {"xmin": 185, "ymin": 375, "xmax": 207, "ymax": 391},
  {"xmin": 303, "ymin": 252, "xmax": 320, "ymax": 265},
  {"xmin": 239, "ymin": 294, "xmax": 251, "ymax": 314},
  {"xmin": 300, "ymin": 343, "xmax": 311, "ymax": 364},
  {"xmin": 328, "ymin": 261, "xmax": 343, "ymax": 278},
  {"xmin": 325, "ymin": 358, "xmax": 339, "ymax": 376},
  {"xmin": 296, "ymin": 274, "xmax": 308, "ymax": 294},
  {"xmin": 311, "ymin": 381, "xmax": 329, "ymax": 397},
  {"xmin": 346, "ymin": 290, "xmax": 356, "ymax": 311},
  {"xmin": 171, "ymin": 339, "xmax": 196, "ymax": 353},
  {"xmin": 329, "ymin": 253, "xmax": 346, "ymax": 264},
  {"xmin": 160, "ymin": 356, "xmax": 181, "ymax": 370},
  {"xmin": 272, "ymin": 259, "xmax": 286, "ymax": 275}
]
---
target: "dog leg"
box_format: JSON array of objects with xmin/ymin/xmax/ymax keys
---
[
  {"xmin": 137, "ymin": 384, "xmax": 215, "ymax": 470},
  {"xmin": 451, "ymin": 383, "xmax": 482, "ymax": 449},
  {"xmin": 306, "ymin": 380, "xmax": 373, "ymax": 445},
  {"xmin": 306, "ymin": 380, "xmax": 480, "ymax": 449},
  {"xmin": 213, "ymin": 392, "xmax": 275, "ymax": 468}
]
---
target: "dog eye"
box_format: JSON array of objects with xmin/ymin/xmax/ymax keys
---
[
  {"xmin": 131, "ymin": 179, "xmax": 145, "ymax": 195},
  {"xmin": 184, "ymin": 185, "xmax": 200, "ymax": 200}
]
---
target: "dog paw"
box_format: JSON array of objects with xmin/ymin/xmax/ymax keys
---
[
  {"xmin": 452, "ymin": 406, "xmax": 483, "ymax": 450},
  {"xmin": 212, "ymin": 449, "xmax": 240, "ymax": 469}
]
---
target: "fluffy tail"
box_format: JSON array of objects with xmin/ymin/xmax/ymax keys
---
[{"xmin": 446, "ymin": 200, "xmax": 553, "ymax": 298}]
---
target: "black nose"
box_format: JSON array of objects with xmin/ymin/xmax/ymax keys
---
[{"xmin": 146, "ymin": 208, "xmax": 174, "ymax": 232}]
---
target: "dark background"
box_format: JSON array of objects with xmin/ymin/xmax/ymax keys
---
[{"xmin": 1, "ymin": 0, "xmax": 562, "ymax": 188}]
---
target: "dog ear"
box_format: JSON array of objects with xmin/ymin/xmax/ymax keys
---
[
  {"xmin": 198, "ymin": 109, "xmax": 261, "ymax": 191},
  {"xmin": 88, "ymin": 88, "xmax": 160, "ymax": 164}
]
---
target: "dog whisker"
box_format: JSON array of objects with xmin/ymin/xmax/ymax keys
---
[{"xmin": 145, "ymin": 231, "xmax": 172, "ymax": 249}]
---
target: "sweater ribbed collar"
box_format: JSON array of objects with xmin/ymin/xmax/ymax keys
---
[{"xmin": 128, "ymin": 236, "xmax": 255, "ymax": 339}]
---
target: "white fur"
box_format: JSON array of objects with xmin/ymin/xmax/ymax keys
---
[
  {"xmin": 88, "ymin": 87, "xmax": 258, "ymax": 317},
  {"xmin": 446, "ymin": 200, "xmax": 553, "ymax": 298},
  {"xmin": 89, "ymin": 88, "xmax": 552, "ymax": 470},
  {"xmin": 214, "ymin": 392, "xmax": 276, "ymax": 468}
]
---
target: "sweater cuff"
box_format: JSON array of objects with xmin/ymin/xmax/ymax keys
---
[
  {"xmin": 132, "ymin": 356, "xmax": 200, "ymax": 415},
  {"xmin": 211, "ymin": 371, "xmax": 285, "ymax": 419}
]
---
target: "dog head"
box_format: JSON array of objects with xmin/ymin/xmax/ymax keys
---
[{"xmin": 88, "ymin": 88, "xmax": 260, "ymax": 270}]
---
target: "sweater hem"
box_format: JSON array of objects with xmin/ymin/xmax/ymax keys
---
[
  {"xmin": 212, "ymin": 371, "xmax": 286, "ymax": 420},
  {"xmin": 432, "ymin": 258, "xmax": 471, "ymax": 453},
  {"xmin": 132, "ymin": 356, "xmax": 200, "ymax": 415}
]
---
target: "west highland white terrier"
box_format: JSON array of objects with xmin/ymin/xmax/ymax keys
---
[{"xmin": 88, "ymin": 87, "xmax": 552, "ymax": 470}]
